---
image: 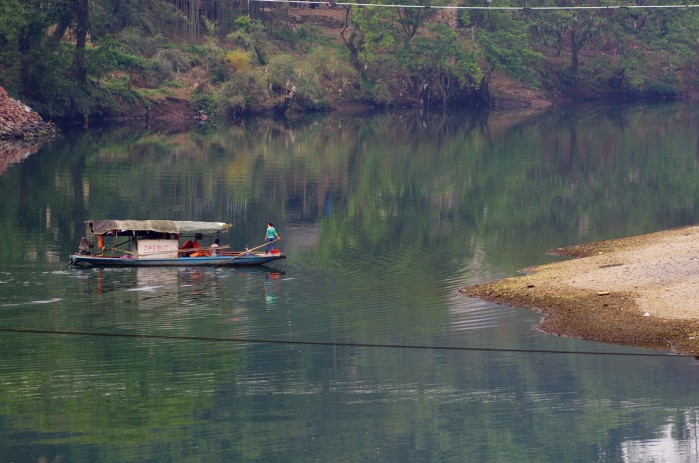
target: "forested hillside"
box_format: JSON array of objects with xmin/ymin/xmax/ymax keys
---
[{"xmin": 1, "ymin": 0, "xmax": 698, "ymax": 121}]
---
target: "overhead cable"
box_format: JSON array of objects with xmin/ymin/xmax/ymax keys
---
[{"xmin": 251, "ymin": 0, "xmax": 699, "ymax": 10}]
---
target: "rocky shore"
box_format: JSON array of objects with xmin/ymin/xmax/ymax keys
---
[
  {"xmin": 460, "ymin": 225, "xmax": 699, "ymax": 356},
  {"xmin": 0, "ymin": 87, "xmax": 58, "ymax": 141}
]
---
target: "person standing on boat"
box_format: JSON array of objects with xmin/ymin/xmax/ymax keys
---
[
  {"xmin": 265, "ymin": 223, "xmax": 280, "ymax": 253},
  {"xmin": 210, "ymin": 238, "xmax": 220, "ymax": 256}
]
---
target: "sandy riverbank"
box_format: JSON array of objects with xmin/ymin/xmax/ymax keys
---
[{"xmin": 459, "ymin": 225, "xmax": 699, "ymax": 356}]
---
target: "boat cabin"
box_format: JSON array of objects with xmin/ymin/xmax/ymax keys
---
[{"xmin": 83, "ymin": 219, "xmax": 231, "ymax": 260}]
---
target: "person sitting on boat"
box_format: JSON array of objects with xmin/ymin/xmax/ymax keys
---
[
  {"xmin": 210, "ymin": 238, "xmax": 220, "ymax": 256},
  {"xmin": 189, "ymin": 233, "xmax": 208, "ymax": 257},
  {"xmin": 265, "ymin": 223, "xmax": 280, "ymax": 253},
  {"xmin": 180, "ymin": 234, "xmax": 202, "ymax": 257},
  {"xmin": 78, "ymin": 236, "xmax": 93, "ymax": 255}
]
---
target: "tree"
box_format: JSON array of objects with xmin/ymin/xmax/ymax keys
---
[
  {"xmin": 474, "ymin": 8, "xmax": 542, "ymax": 86},
  {"xmin": 395, "ymin": 0, "xmax": 436, "ymax": 44},
  {"xmin": 401, "ymin": 23, "xmax": 483, "ymax": 106},
  {"xmin": 530, "ymin": 0, "xmax": 612, "ymax": 75},
  {"xmin": 340, "ymin": 6, "xmax": 364, "ymax": 73}
]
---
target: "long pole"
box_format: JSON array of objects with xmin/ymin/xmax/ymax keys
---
[
  {"xmin": 214, "ymin": 238, "xmax": 281, "ymax": 265},
  {"xmin": 247, "ymin": 238, "xmax": 281, "ymax": 253}
]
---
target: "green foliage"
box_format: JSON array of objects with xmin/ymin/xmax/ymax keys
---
[
  {"xmin": 225, "ymin": 50, "xmax": 252, "ymax": 73},
  {"xmin": 410, "ymin": 24, "xmax": 481, "ymax": 86},
  {"xmin": 146, "ymin": 57, "xmax": 175, "ymax": 85},
  {"xmin": 228, "ymin": 17, "xmax": 268, "ymax": 65},
  {"xmin": 234, "ymin": 15, "xmax": 262, "ymax": 34},
  {"xmin": 29, "ymin": 50, "xmax": 92, "ymax": 117},
  {"xmin": 115, "ymin": 28, "xmax": 169, "ymax": 58},
  {"xmin": 215, "ymin": 72, "xmax": 270, "ymax": 116},
  {"xmin": 266, "ymin": 23, "xmax": 303, "ymax": 44},
  {"xmin": 644, "ymin": 81, "xmax": 679, "ymax": 99},
  {"xmin": 476, "ymin": 10, "xmax": 542, "ymax": 86},
  {"xmin": 89, "ymin": 37, "xmax": 149, "ymax": 74},
  {"xmin": 458, "ymin": 9, "xmax": 486, "ymax": 32},
  {"xmin": 394, "ymin": 24, "xmax": 482, "ymax": 105},
  {"xmin": 93, "ymin": 75, "xmax": 148, "ymax": 113},
  {"xmin": 191, "ymin": 87, "xmax": 216, "ymax": 113},
  {"xmin": 15, "ymin": 42, "xmax": 144, "ymax": 119},
  {"xmin": 227, "ymin": 30, "xmax": 256, "ymax": 52},
  {"xmin": 182, "ymin": 43, "xmax": 209, "ymax": 60},
  {"xmin": 352, "ymin": 6, "xmax": 398, "ymax": 65},
  {"xmin": 267, "ymin": 55, "xmax": 327, "ymax": 110},
  {"xmin": 0, "ymin": 0, "xmax": 34, "ymax": 42},
  {"xmin": 368, "ymin": 79, "xmax": 393, "ymax": 105},
  {"xmin": 3, "ymin": 0, "xmax": 699, "ymax": 119},
  {"xmin": 479, "ymin": 30, "xmax": 542, "ymax": 86},
  {"xmin": 209, "ymin": 56, "xmax": 231, "ymax": 83},
  {"xmin": 191, "ymin": 66, "xmax": 271, "ymax": 118},
  {"xmin": 153, "ymin": 48, "xmax": 193, "ymax": 73},
  {"xmin": 90, "ymin": 0, "xmax": 173, "ymax": 38},
  {"xmin": 307, "ymin": 47, "xmax": 356, "ymax": 82}
]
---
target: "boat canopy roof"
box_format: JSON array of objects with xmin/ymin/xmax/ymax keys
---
[{"xmin": 87, "ymin": 220, "xmax": 232, "ymax": 236}]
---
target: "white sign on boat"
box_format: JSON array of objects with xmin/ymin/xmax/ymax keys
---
[{"xmin": 137, "ymin": 239, "xmax": 179, "ymax": 259}]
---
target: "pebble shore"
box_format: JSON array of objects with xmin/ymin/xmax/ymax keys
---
[
  {"xmin": 460, "ymin": 225, "xmax": 699, "ymax": 356},
  {"xmin": 0, "ymin": 87, "xmax": 58, "ymax": 141},
  {"xmin": 0, "ymin": 86, "xmax": 59, "ymax": 174}
]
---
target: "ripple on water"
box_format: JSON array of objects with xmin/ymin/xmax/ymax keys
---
[{"xmin": 448, "ymin": 298, "xmax": 521, "ymax": 332}]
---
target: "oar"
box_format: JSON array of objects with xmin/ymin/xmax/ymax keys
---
[{"xmin": 214, "ymin": 238, "xmax": 281, "ymax": 265}]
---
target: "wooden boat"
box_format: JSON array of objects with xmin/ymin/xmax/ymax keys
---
[{"xmin": 69, "ymin": 219, "xmax": 285, "ymax": 267}]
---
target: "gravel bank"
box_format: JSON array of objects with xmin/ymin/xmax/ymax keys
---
[
  {"xmin": 460, "ymin": 225, "xmax": 699, "ymax": 356},
  {"xmin": 0, "ymin": 86, "xmax": 58, "ymax": 140}
]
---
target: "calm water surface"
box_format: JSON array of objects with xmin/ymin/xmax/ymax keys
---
[{"xmin": 2, "ymin": 105, "xmax": 699, "ymax": 462}]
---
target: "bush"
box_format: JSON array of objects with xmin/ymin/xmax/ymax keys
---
[
  {"xmin": 116, "ymin": 28, "xmax": 168, "ymax": 58},
  {"xmin": 267, "ymin": 55, "xmax": 326, "ymax": 110},
  {"xmin": 153, "ymin": 48, "xmax": 192, "ymax": 73},
  {"xmin": 94, "ymin": 76, "xmax": 147, "ymax": 114},
  {"xmin": 88, "ymin": 37, "xmax": 148, "ymax": 75},
  {"xmin": 479, "ymin": 30, "xmax": 542, "ymax": 87},
  {"xmin": 371, "ymin": 80, "xmax": 393, "ymax": 106},
  {"xmin": 644, "ymin": 82, "xmax": 679, "ymax": 99},
  {"xmin": 146, "ymin": 58, "xmax": 174, "ymax": 85},
  {"xmin": 307, "ymin": 47, "xmax": 354, "ymax": 81},
  {"xmin": 225, "ymin": 50, "xmax": 252, "ymax": 73},
  {"xmin": 205, "ymin": 71, "xmax": 270, "ymax": 117},
  {"xmin": 209, "ymin": 60, "xmax": 230, "ymax": 83}
]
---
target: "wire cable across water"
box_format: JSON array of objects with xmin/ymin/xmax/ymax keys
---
[{"xmin": 0, "ymin": 327, "xmax": 687, "ymax": 358}]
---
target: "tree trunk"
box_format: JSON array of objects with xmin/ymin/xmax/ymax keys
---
[
  {"xmin": 340, "ymin": 6, "xmax": 362, "ymax": 73},
  {"xmin": 570, "ymin": 26, "xmax": 579, "ymax": 74},
  {"xmin": 73, "ymin": 0, "xmax": 90, "ymax": 83},
  {"xmin": 18, "ymin": 27, "xmax": 34, "ymax": 98}
]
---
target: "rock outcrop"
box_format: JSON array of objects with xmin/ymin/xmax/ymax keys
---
[{"xmin": 0, "ymin": 87, "xmax": 59, "ymax": 140}]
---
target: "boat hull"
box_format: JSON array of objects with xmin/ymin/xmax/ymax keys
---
[{"xmin": 69, "ymin": 253, "xmax": 286, "ymax": 267}]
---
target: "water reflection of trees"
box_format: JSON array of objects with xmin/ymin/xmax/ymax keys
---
[{"xmin": 4, "ymin": 105, "xmax": 699, "ymax": 270}]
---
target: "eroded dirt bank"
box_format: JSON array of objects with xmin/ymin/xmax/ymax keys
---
[{"xmin": 460, "ymin": 225, "xmax": 699, "ymax": 356}]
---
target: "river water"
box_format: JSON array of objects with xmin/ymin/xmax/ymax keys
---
[{"xmin": 2, "ymin": 104, "xmax": 699, "ymax": 462}]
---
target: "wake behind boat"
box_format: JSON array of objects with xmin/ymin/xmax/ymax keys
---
[{"xmin": 69, "ymin": 219, "xmax": 285, "ymax": 267}]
